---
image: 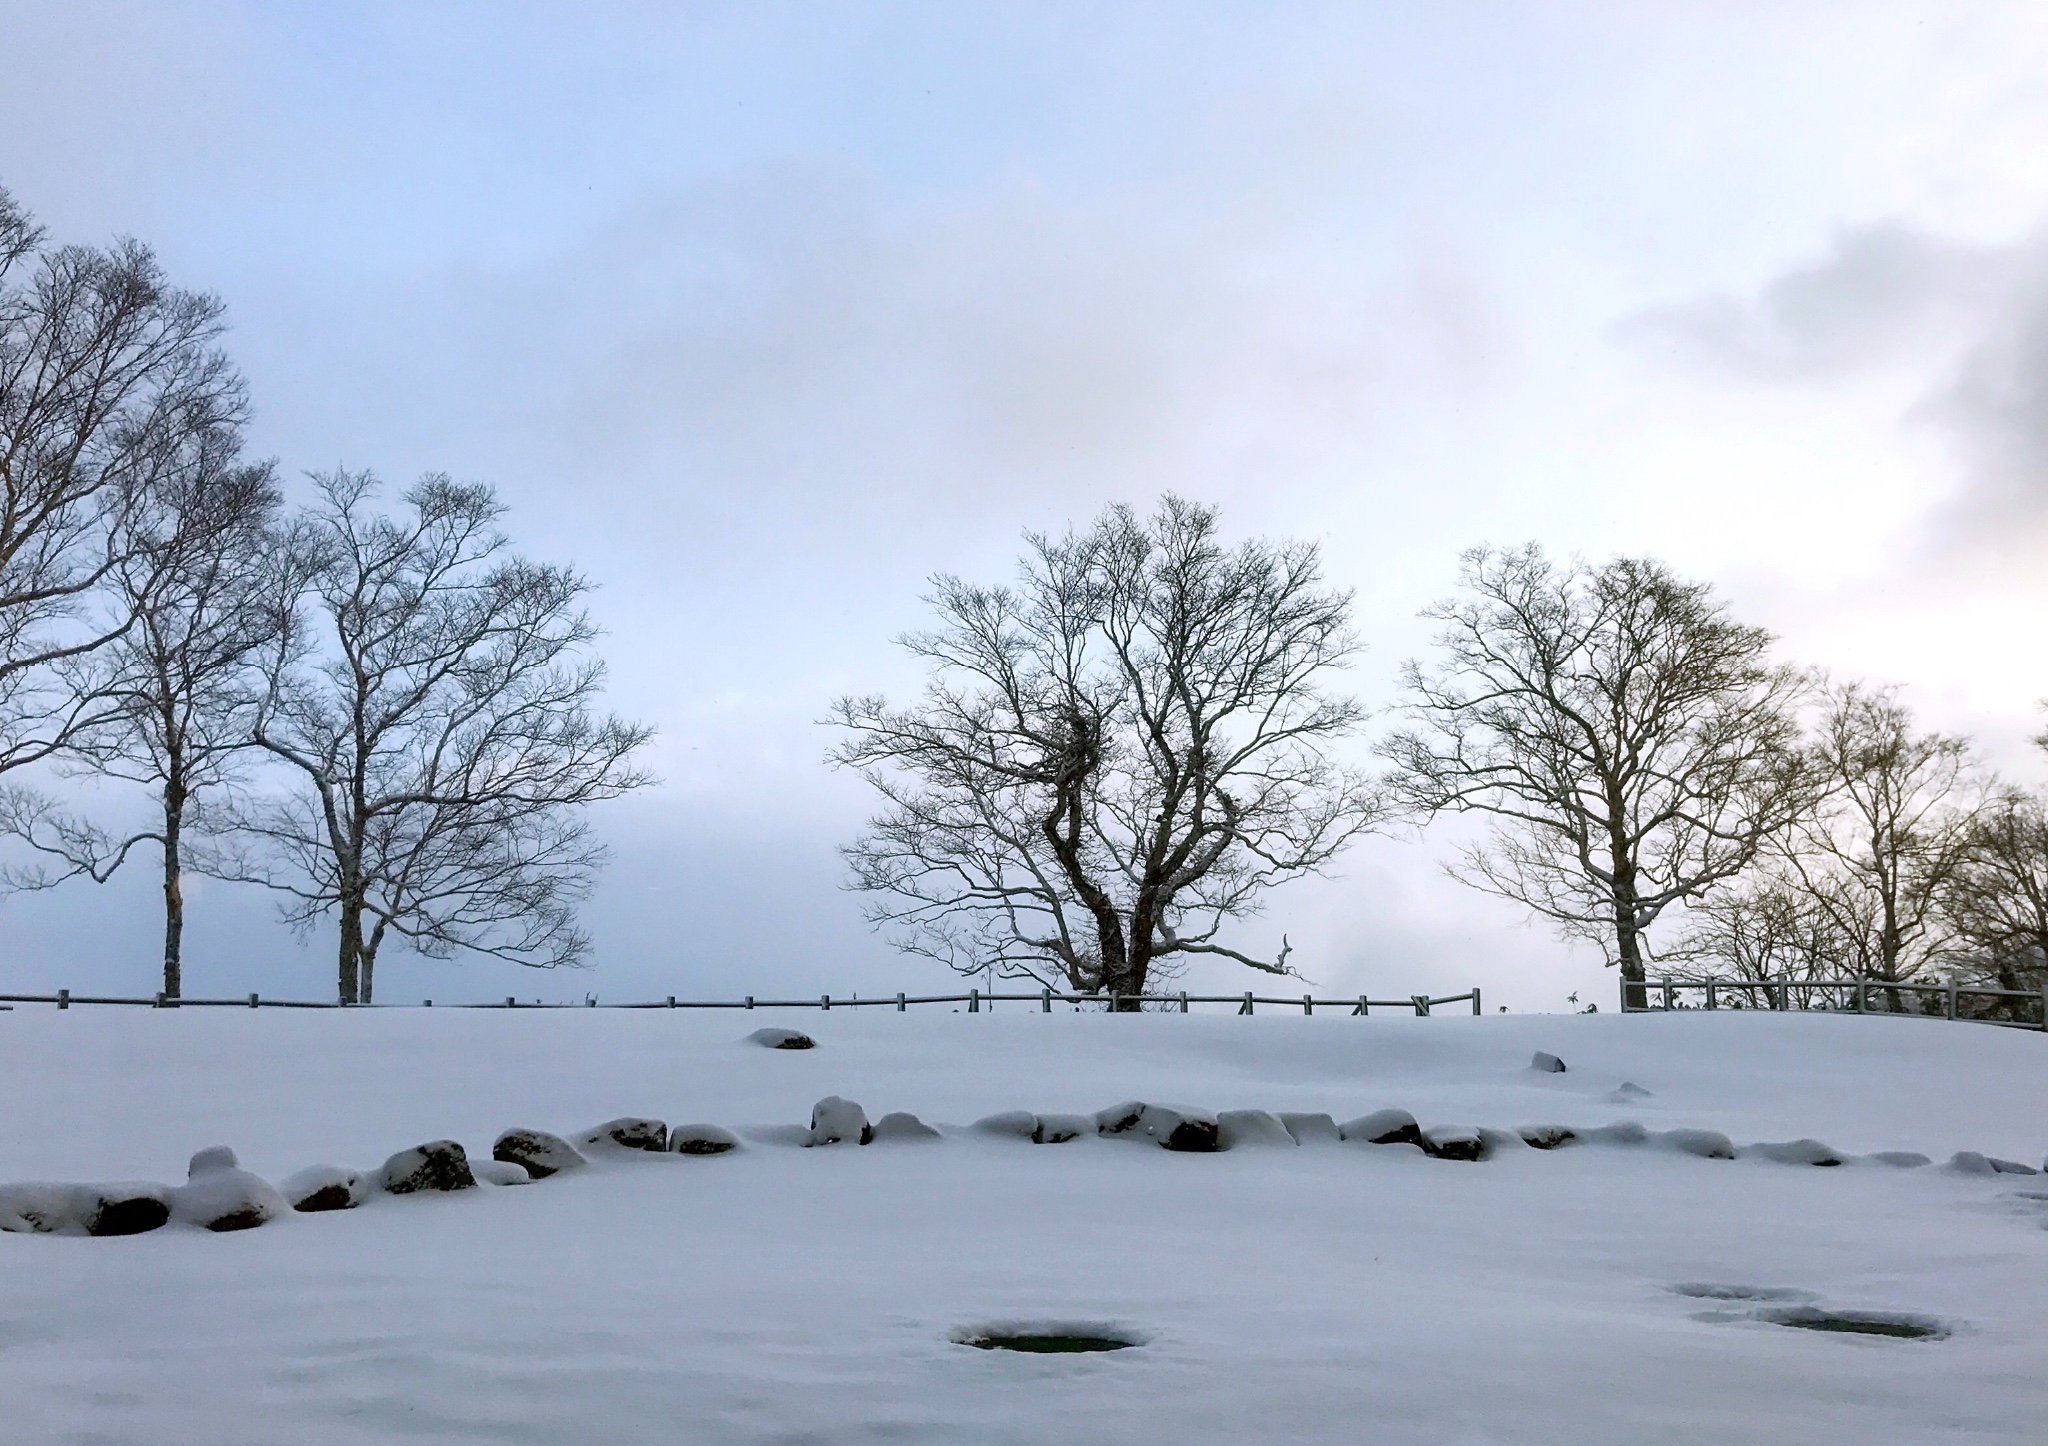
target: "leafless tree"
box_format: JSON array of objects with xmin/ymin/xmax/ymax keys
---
[
  {"xmin": 0, "ymin": 184, "xmax": 242, "ymax": 787},
  {"xmin": 217, "ymin": 470, "xmax": 652, "ymax": 1004},
  {"xmin": 0, "ymin": 435, "xmax": 281, "ymax": 997},
  {"xmin": 1940, "ymin": 784, "xmax": 2048, "ymax": 1014},
  {"xmin": 830, "ymin": 496, "xmax": 1383, "ymax": 1002},
  {"xmin": 1666, "ymin": 877, "xmax": 1843, "ymax": 1004},
  {"xmin": 1382, "ymin": 545, "xmax": 1812, "ymax": 1008}
]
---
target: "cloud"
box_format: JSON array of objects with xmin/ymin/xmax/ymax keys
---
[{"xmin": 1623, "ymin": 220, "xmax": 2048, "ymax": 556}]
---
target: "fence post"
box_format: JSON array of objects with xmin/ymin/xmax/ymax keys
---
[
  {"xmin": 1039, "ymin": 988, "xmax": 1049, "ymax": 1013},
  {"xmin": 969, "ymin": 988, "xmax": 979, "ymax": 1013},
  {"xmin": 1412, "ymin": 994, "xmax": 1430, "ymax": 1017},
  {"xmin": 1179, "ymin": 990, "xmax": 1188, "ymax": 1013},
  {"xmin": 1946, "ymin": 978, "xmax": 1957, "ymax": 1020},
  {"xmin": 427, "ymin": 999, "xmax": 435, "ymax": 1007},
  {"xmin": 1355, "ymin": 994, "xmax": 1368, "ymax": 1016},
  {"xmin": 2038, "ymin": 983, "xmax": 2047, "ymax": 1032},
  {"xmin": 1241, "ymin": 992, "xmax": 1254, "ymax": 1016},
  {"xmin": 1472, "ymin": 987, "xmax": 1482, "ymax": 1016},
  {"xmin": 745, "ymin": 995, "xmax": 754, "ymax": 1010},
  {"xmin": 666, "ymin": 995, "xmax": 676, "ymax": 1009},
  {"xmin": 821, "ymin": 994, "xmax": 830, "ymax": 1011},
  {"xmin": 900, "ymin": 992, "xmax": 909, "ymax": 1012},
  {"xmin": 1853, "ymin": 973, "xmax": 1864, "ymax": 1013},
  {"xmin": 57, "ymin": 988, "xmax": 69, "ymax": 1010},
  {"xmin": 1110, "ymin": 991, "xmax": 1120, "ymax": 1014},
  {"xmin": 1661, "ymin": 977, "xmax": 1674, "ymax": 1011},
  {"xmin": 154, "ymin": 992, "xmax": 165, "ymax": 1009},
  {"xmin": 248, "ymin": 992, "xmax": 259, "ymax": 1008},
  {"xmin": 1303, "ymin": 993, "xmax": 1313, "ymax": 1016},
  {"xmin": 1705, "ymin": 979, "xmax": 1716, "ymax": 1010}
]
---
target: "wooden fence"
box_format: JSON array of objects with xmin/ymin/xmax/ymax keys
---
[
  {"xmin": 1619, "ymin": 975, "xmax": 2048, "ymax": 1030},
  {"xmin": 0, "ymin": 986, "xmax": 1484, "ymax": 1017}
]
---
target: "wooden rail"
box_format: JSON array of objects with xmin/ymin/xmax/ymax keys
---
[{"xmin": 1619, "ymin": 975, "xmax": 2048, "ymax": 1030}]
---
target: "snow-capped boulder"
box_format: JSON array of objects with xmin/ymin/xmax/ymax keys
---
[
  {"xmin": 1609, "ymin": 1081, "xmax": 1654, "ymax": 1101},
  {"xmin": 1340, "ymin": 1109, "xmax": 1425, "ymax": 1148},
  {"xmin": 382, "ymin": 1140, "xmax": 478, "ymax": 1194},
  {"xmin": 808, "ymin": 1096, "xmax": 872, "ymax": 1146},
  {"xmin": 1278, "ymin": 1112, "xmax": 1341, "ymax": 1145},
  {"xmin": 972, "ymin": 1111, "xmax": 1040, "ymax": 1140},
  {"xmin": 1990, "ymin": 1156, "xmax": 2039, "ymax": 1175},
  {"xmin": 188, "ymin": 1145, "xmax": 240, "ymax": 1176},
  {"xmin": 84, "ymin": 1183, "xmax": 173, "ymax": 1236},
  {"xmin": 1945, "ymin": 1151, "xmax": 2037, "ymax": 1176},
  {"xmin": 1217, "ymin": 1109, "xmax": 1296, "ymax": 1149},
  {"xmin": 1519, "ymin": 1125, "xmax": 1577, "ymax": 1150},
  {"xmin": 1658, "ymin": 1128, "xmax": 1736, "ymax": 1160},
  {"xmin": 870, "ymin": 1112, "xmax": 941, "ymax": 1143},
  {"xmin": 281, "ymin": 1165, "xmax": 368, "ymax": 1212},
  {"xmin": 1421, "ymin": 1125, "xmax": 1487, "ymax": 1162},
  {"xmin": 747, "ymin": 1028, "xmax": 815, "ymax": 1050},
  {"xmin": 172, "ymin": 1161, "xmax": 287, "ymax": 1231},
  {"xmin": 669, "ymin": 1123, "xmax": 743, "ymax": 1155},
  {"xmin": 1866, "ymin": 1150, "xmax": 1931, "ymax": 1168},
  {"xmin": 1095, "ymin": 1102, "xmax": 1219, "ymax": 1152},
  {"xmin": 472, "ymin": 1159, "xmax": 532, "ymax": 1186},
  {"xmin": 579, "ymin": 1117, "xmax": 669, "ymax": 1154},
  {"xmin": 493, "ymin": 1128, "xmax": 587, "ymax": 1179},
  {"xmin": 1530, "ymin": 1052, "xmax": 1567, "ymax": 1074},
  {"xmin": 1743, "ymin": 1138, "xmax": 1844, "ymax": 1167},
  {"xmin": 1, "ymin": 1182, "xmax": 173, "ymax": 1237},
  {"xmin": 1579, "ymin": 1122, "xmax": 1651, "ymax": 1147},
  {"xmin": 1032, "ymin": 1113, "xmax": 1092, "ymax": 1144}
]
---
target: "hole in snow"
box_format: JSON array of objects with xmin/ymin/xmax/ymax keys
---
[
  {"xmin": 953, "ymin": 1321, "xmax": 1143, "ymax": 1354},
  {"xmin": 1758, "ymin": 1307, "xmax": 1948, "ymax": 1341}
]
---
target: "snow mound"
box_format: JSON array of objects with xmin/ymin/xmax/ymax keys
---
[
  {"xmin": 1743, "ymin": 1138, "xmax": 1845, "ymax": 1167},
  {"xmin": 808, "ymin": 1096, "xmax": 871, "ymax": 1146},
  {"xmin": 472, "ymin": 1159, "xmax": 532, "ymax": 1186},
  {"xmin": 1529, "ymin": 1051, "xmax": 1567, "ymax": 1073},
  {"xmin": 493, "ymin": 1128, "xmax": 587, "ymax": 1178},
  {"xmin": 971, "ymin": 1110, "xmax": 1039, "ymax": 1140},
  {"xmin": 579, "ymin": 1117, "xmax": 669, "ymax": 1154},
  {"xmin": 669, "ymin": 1123, "xmax": 742, "ymax": 1154},
  {"xmin": 1216, "ymin": 1109, "xmax": 1296, "ymax": 1149},
  {"xmin": 1420, "ymin": 1124, "xmax": 1487, "ymax": 1161},
  {"xmin": 1658, "ymin": 1128, "xmax": 1737, "ymax": 1160},
  {"xmin": 280, "ymin": 1165, "xmax": 368, "ymax": 1212},
  {"xmin": 746, "ymin": 1028, "xmax": 815, "ymax": 1050},
  {"xmin": 1032, "ymin": 1113, "xmax": 1093, "ymax": 1144},
  {"xmin": 869, "ymin": 1112, "xmax": 941, "ymax": 1143},
  {"xmin": 171, "ymin": 1165, "xmax": 286, "ymax": 1232},
  {"xmin": 0, "ymin": 1181, "xmax": 171, "ymax": 1236},
  {"xmin": 1097, "ymin": 1101, "xmax": 1219, "ymax": 1152},
  {"xmin": 1340, "ymin": 1108, "xmax": 1424, "ymax": 1147},
  {"xmin": 1278, "ymin": 1111, "xmax": 1341, "ymax": 1145}
]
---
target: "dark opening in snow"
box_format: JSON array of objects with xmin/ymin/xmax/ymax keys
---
[
  {"xmin": 1760, "ymin": 1307, "xmax": 1948, "ymax": 1340},
  {"xmin": 961, "ymin": 1331, "xmax": 1136, "ymax": 1354}
]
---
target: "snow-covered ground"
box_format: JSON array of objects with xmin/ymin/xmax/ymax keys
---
[{"xmin": 1, "ymin": 1005, "xmax": 2043, "ymax": 1444}]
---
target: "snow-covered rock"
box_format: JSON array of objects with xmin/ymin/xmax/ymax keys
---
[
  {"xmin": 1032, "ymin": 1113, "xmax": 1092, "ymax": 1144},
  {"xmin": 280, "ymin": 1165, "xmax": 368, "ymax": 1212},
  {"xmin": 1579, "ymin": 1122, "xmax": 1651, "ymax": 1147},
  {"xmin": 1096, "ymin": 1102, "xmax": 1219, "ymax": 1152},
  {"xmin": 1743, "ymin": 1138, "xmax": 1845, "ymax": 1167},
  {"xmin": 1217, "ymin": 1109, "xmax": 1296, "ymax": 1149},
  {"xmin": 0, "ymin": 1182, "xmax": 171, "ymax": 1236},
  {"xmin": 1421, "ymin": 1124, "xmax": 1487, "ymax": 1161},
  {"xmin": 1866, "ymin": 1150, "xmax": 1932, "ymax": 1168},
  {"xmin": 972, "ymin": 1110, "xmax": 1040, "ymax": 1140},
  {"xmin": 1658, "ymin": 1128, "xmax": 1736, "ymax": 1160},
  {"xmin": 382, "ymin": 1140, "xmax": 478, "ymax": 1194},
  {"xmin": 1946, "ymin": 1150, "xmax": 2036, "ymax": 1176},
  {"xmin": 747, "ymin": 1028, "xmax": 815, "ymax": 1050},
  {"xmin": 172, "ymin": 1161, "xmax": 287, "ymax": 1232},
  {"xmin": 1529, "ymin": 1052, "xmax": 1567, "ymax": 1073},
  {"xmin": 669, "ymin": 1123, "xmax": 743, "ymax": 1155},
  {"xmin": 808, "ymin": 1096, "xmax": 872, "ymax": 1146},
  {"xmin": 188, "ymin": 1145, "xmax": 240, "ymax": 1175},
  {"xmin": 1609, "ymin": 1081, "xmax": 1654, "ymax": 1101},
  {"xmin": 472, "ymin": 1159, "xmax": 532, "ymax": 1186},
  {"xmin": 580, "ymin": 1117, "xmax": 669, "ymax": 1154},
  {"xmin": 493, "ymin": 1128, "xmax": 588, "ymax": 1179},
  {"xmin": 1518, "ymin": 1124, "xmax": 1577, "ymax": 1150},
  {"xmin": 870, "ymin": 1112, "xmax": 942, "ymax": 1142},
  {"xmin": 1278, "ymin": 1112, "xmax": 1341, "ymax": 1145},
  {"xmin": 1340, "ymin": 1108, "xmax": 1424, "ymax": 1147}
]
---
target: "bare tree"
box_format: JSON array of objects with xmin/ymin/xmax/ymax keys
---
[
  {"xmin": 1382, "ymin": 545, "xmax": 1812, "ymax": 1008},
  {"xmin": 1667, "ymin": 877, "xmax": 1843, "ymax": 1002},
  {"xmin": 830, "ymin": 496, "xmax": 1382, "ymax": 1001},
  {"xmin": 1941, "ymin": 785, "xmax": 2048, "ymax": 1012},
  {"xmin": 1, "ymin": 440, "xmax": 283, "ymax": 997},
  {"xmin": 220, "ymin": 470, "xmax": 652, "ymax": 1004},
  {"xmin": 0, "ymin": 184, "xmax": 242, "ymax": 786}
]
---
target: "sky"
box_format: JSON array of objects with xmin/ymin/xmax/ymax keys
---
[{"xmin": 2, "ymin": 1, "xmax": 2046, "ymax": 1010}]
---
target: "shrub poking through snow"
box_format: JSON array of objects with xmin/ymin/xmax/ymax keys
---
[
  {"xmin": 809, "ymin": 1096, "xmax": 872, "ymax": 1146},
  {"xmin": 493, "ymin": 1129, "xmax": 587, "ymax": 1179},
  {"xmin": 747, "ymin": 1028, "xmax": 815, "ymax": 1050},
  {"xmin": 669, "ymin": 1123, "xmax": 743, "ymax": 1154},
  {"xmin": 1519, "ymin": 1125, "xmax": 1577, "ymax": 1150},
  {"xmin": 579, "ymin": 1118, "xmax": 668, "ymax": 1154},
  {"xmin": 1743, "ymin": 1139, "xmax": 1844, "ymax": 1167},
  {"xmin": 1530, "ymin": 1052, "xmax": 1567, "ymax": 1073},
  {"xmin": 383, "ymin": 1141, "xmax": 478, "ymax": 1194},
  {"xmin": 281, "ymin": 1166, "xmax": 367, "ymax": 1213},
  {"xmin": 174, "ymin": 1149, "xmax": 287, "ymax": 1231},
  {"xmin": 1032, "ymin": 1114, "xmax": 1092, "ymax": 1144},
  {"xmin": 1279, "ymin": 1112, "xmax": 1341, "ymax": 1145},
  {"xmin": 870, "ymin": 1112, "xmax": 942, "ymax": 1142},
  {"xmin": 1421, "ymin": 1125, "xmax": 1487, "ymax": 1162},
  {"xmin": 1658, "ymin": 1129, "xmax": 1736, "ymax": 1160},
  {"xmin": 1217, "ymin": 1110, "xmax": 1296, "ymax": 1149},
  {"xmin": 1340, "ymin": 1109, "xmax": 1425, "ymax": 1148}
]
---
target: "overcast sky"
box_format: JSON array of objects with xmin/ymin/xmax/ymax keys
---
[{"xmin": 4, "ymin": 2, "xmax": 2047, "ymax": 1009}]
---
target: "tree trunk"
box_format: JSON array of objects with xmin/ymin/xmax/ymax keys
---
[
  {"xmin": 337, "ymin": 895, "xmax": 364, "ymax": 1005},
  {"xmin": 161, "ymin": 788, "xmax": 184, "ymax": 1000}
]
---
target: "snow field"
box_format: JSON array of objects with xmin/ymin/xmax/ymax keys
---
[{"xmin": 0, "ymin": 1007, "xmax": 2043, "ymax": 1443}]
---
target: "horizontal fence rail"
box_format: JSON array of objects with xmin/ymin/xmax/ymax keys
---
[
  {"xmin": 0, "ymin": 987, "xmax": 1485, "ymax": 1017},
  {"xmin": 1621, "ymin": 975, "xmax": 2047, "ymax": 1031}
]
